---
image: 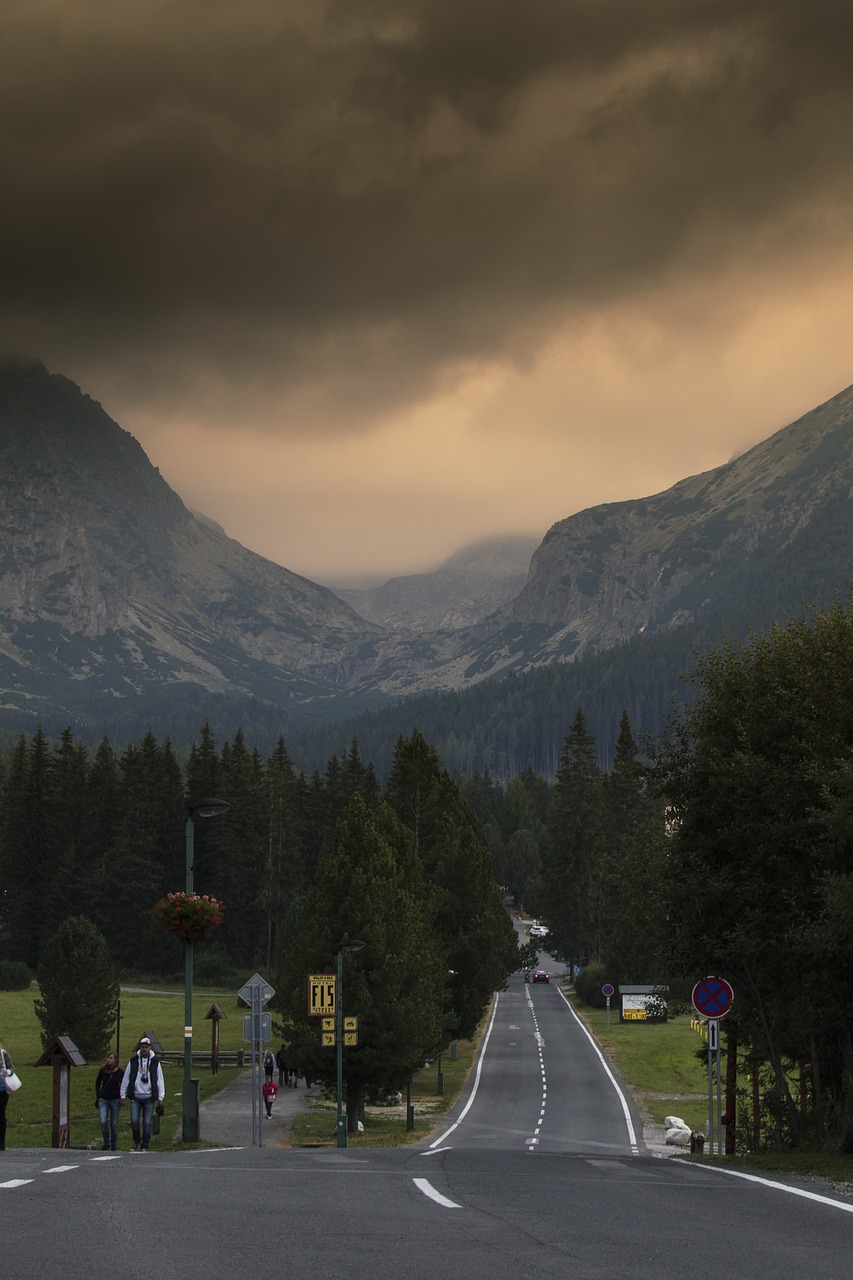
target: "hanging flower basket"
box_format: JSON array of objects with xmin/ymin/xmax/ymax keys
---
[{"xmin": 152, "ymin": 892, "xmax": 226, "ymax": 943}]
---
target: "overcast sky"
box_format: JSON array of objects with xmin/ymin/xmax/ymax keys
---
[{"xmin": 3, "ymin": 1, "xmax": 852, "ymax": 584}]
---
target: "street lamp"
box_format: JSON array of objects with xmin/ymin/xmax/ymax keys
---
[
  {"xmin": 336, "ymin": 937, "xmax": 365, "ymax": 1149},
  {"xmin": 183, "ymin": 795, "xmax": 230, "ymax": 1143}
]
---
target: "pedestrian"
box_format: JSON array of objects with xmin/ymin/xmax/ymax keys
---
[
  {"xmin": 275, "ymin": 1043, "xmax": 288, "ymax": 1088},
  {"xmin": 95, "ymin": 1050, "xmax": 122, "ymax": 1151},
  {"xmin": 262, "ymin": 1076, "xmax": 278, "ymax": 1117},
  {"xmin": 263, "ymin": 1048, "xmax": 275, "ymax": 1082},
  {"xmin": 120, "ymin": 1037, "xmax": 165, "ymax": 1151},
  {"xmin": 0, "ymin": 1040, "xmax": 19, "ymax": 1151}
]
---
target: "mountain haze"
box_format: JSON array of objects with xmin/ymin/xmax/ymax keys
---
[{"xmin": 331, "ymin": 535, "xmax": 540, "ymax": 631}]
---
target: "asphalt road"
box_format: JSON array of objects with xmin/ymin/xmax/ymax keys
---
[{"xmin": 3, "ymin": 969, "xmax": 852, "ymax": 1278}]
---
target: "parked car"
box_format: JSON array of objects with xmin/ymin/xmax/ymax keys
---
[{"xmin": 532, "ymin": 969, "xmax": 550, "ymax": 983}]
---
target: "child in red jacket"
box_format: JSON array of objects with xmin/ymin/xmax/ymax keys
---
[{"xmin": 262, "ymin": 1077, "xmax": 278, "ymax": 1117}]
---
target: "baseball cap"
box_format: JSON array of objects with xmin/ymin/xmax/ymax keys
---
[{"xmin": 139, "ymin": 1037, "xmax": 151, "ymax": 1045}]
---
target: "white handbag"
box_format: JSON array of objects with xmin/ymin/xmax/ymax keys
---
[{"xmin": 3, "ymin": 1069, "xmax": 22, "ymax": 1092}]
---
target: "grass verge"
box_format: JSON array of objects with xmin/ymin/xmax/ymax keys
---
[
  {"xmin": 564, "ymin": 980, "xmax": 853, "ymax": 1191},
  {"xmin": 0, "ymin": 983, "xmax": 252, "ymax": 1151},
  {"xmin": 286, "ymin": 1029, "xmax": 482, "ymax": 1148}
]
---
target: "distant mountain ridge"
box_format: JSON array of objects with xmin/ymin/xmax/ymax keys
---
[
  {"xmin": 331, "ymin": 535, "xmax": 540, "ymax": 631},
  {"xmin": 1, "ymin": 354, "xmax": 852, "ymax": 752}
]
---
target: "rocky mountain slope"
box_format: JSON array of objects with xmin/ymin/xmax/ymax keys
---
[
  {"xmin": 446, "ymin": 383, "xmax": 853, "ymax": 683},
  {"xmin": 331, "ymin": 535, "xmax": 539, "ymax": 631},
  {"xmin": 0, "ymin": 356, "xmax": 399, "ymax": 715},
  {"xmin": 1, "ymin": 355, "xmax": 851, "ymax": 742}
]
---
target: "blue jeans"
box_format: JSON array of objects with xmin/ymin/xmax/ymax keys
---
[
  {"xmin": 129, "ymin": 1098, "xmax": 154, "ymax": 1149},
  {"xmin": 98, "ymin": 1098, "xmax": 120, "ymax": 1149}
]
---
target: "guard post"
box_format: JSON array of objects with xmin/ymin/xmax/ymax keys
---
[{"xmin": 35, "ymin": 1036, "xmax": 86, "ymax": 1148}]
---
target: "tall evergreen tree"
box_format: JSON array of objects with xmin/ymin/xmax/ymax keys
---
[
  {"xmin": 35, "ymin": 915, "xmax": 120, "ymax": 1060},
  {"xmin": 385, "ymin": 730, "xmax": 518, "ymax": 1040},
  {"xmin": 544, "ymin": 710, "xmax": 604, "ymax": 968},
  {"xmin": 280, "ymin": 797, "xmax": 447, "ymax": 1127}
]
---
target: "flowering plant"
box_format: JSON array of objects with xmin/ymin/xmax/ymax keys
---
[{"xmin": 152, "ymin": 891, "xmax": 226, "ymax": 942}]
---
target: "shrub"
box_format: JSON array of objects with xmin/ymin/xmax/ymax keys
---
[
  {"xmin": 0, "ymin": 959, "xmax": 31, "ymax": 991},
  {"xmin": 574, "ymin": 962, "xmax": 609, "ymax": 1008}
]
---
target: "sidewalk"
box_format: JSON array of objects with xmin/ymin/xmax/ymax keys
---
[{"xmin": 198, "ymin": 1070, "xmax": 319, "ymax": 1147}]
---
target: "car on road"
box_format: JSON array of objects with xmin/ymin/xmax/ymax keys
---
[
  {"xmin": 530, "ymin": 923, "xmax": 548, "ymax": 938},
  {"xmin": 531, "ymin": 969, "xmax": 550, "ymax": 983}
]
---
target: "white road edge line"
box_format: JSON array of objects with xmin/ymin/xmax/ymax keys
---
[
  {"xmin": 693, "ymin": 1162, "xmax": 853, "ymax": 1214},
  {"xmin": 1, "ymin": 1180, "xmax": 33, "ymax": 1189},
  {"xmin": 413, "ymin": 1177, "xmax": 462, "ymax": 1209},
  {"xmin": 554, "ymin": 983, "xmax": 639, "ymax": 1154},
  {"xmin": 426, "ymin": 994, "xmax": 500, "ymax": 1149}
]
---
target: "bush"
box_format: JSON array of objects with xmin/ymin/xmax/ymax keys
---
[
  {"xmin": 0, "ymin": 959, "xmax": 32, "ymax": 991},
  {"xmin": 574, "ymin": 962, "xmax": 609, "ymax": 1008}
]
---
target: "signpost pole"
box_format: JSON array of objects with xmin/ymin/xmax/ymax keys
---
[
  {"xmin": 707, "ymin": 1022, "xmax": 715, "ymax": 1155},
  {"xmin": 336, "ymin": 946, "xmax": 346, "ymax": 1149}
]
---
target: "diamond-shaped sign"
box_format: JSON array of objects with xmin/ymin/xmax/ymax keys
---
[{"xmin": 238, "ymin": 973, "xmax": 275, "ymax": 1007}]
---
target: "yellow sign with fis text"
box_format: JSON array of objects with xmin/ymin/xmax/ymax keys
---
[{"xmin": 308, "ymin": 974, "xmax": 336, "ymax": 1017}]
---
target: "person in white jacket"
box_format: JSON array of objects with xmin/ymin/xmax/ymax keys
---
[{"xmin": 120, "ymin": 1038, "xmax": 165, "ymax": 1151}]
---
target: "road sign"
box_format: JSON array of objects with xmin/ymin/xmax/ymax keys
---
[
  {"xmin": 343, "ymin": 1016, "xmax": 359, "ymax": 1032},
  {"xmin": 692, "ymin": 976, "xmax": 734, "ymax": 1020},
  {"xmin": 308, "ymin": 974, "xmax": 337, "ymax": 1016},
  {"xmin": 321, "ymin": 1032, "xmax": 335, "ymax": 1047},
  {"xmin": 238, "ymin": 973, "xmax": 275, "ymax": 1007},
  {"xmin": 321, "ymin": 1017, "xmax": 335, "ymax": 1033},
  {"xmin": 243, "ymin": 1012, "xmax": 271, "ymax": 1042},
  {"xmin": 601, "ymin": 983, "xmax": 615, "ymax": 998},
  {"xmin": 343, "ymin": 1032, "xmax": 358, "ymax": 1047}
]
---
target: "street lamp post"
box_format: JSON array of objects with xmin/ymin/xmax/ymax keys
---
[
  {"xmin": 183, "ymin": 796, "xmax": 230, "ymax": 1143},
  {"xmin": 336, "ymin": 937, "xmax": 365, "ymax": 1149}
]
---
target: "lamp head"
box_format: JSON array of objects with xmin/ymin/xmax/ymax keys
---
[{"xmin": 188, "ymin": 796, "xmax": 230, "ymax": 819}]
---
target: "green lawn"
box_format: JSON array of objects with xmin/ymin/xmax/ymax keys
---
[{"xmin": 1, "ymin": 984, "xmax": 250, "ymax": 1150}]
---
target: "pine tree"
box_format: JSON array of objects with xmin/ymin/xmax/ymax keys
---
[
  {"xmin": 35, "ymin": 916, "xmax": 120, "ymax": 1060},
  {"xmin": 279, "ymin": 797, "xmax": 447, "ymax": 1128},
  {"xmin": 545, "ymin": 710, "xmax": 604, "ymax": 968}
]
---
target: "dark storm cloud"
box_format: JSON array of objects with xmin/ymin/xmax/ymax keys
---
[{"xmin": 2, "ymin": 0, "xmax": 852, "ymax": 424}]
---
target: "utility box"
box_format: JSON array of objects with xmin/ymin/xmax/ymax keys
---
[{"xmin": 35, "ymin": 1036, "xmax": 86, "ymax": 1148}]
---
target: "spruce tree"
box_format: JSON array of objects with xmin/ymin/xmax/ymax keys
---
[{"xmin": 35, "ymin": 916, "xmax": 120, "ymax": 1060}]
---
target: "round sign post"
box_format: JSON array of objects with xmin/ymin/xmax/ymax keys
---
[
  {"xmin": 691, "ymin": 977, "xmax": 734, "ymax": 1157},
  {"xmin": 691, "ymin": 976, "xmax": 734, "ymax": 1020},
  {"xmin": 602, "ymin": 983, "xmax": 615, "ymax": 1028}
]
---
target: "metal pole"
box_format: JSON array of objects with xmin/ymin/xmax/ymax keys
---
[
  {"xmin": 716, "ymin": 1039, "xmax": 723, "ymax": 1154},
  {"xmin": 182, "ymin": 814, "xmax": 196, "ymax": 1142},
  {"xmin": 336, "ymin": 948, "xmax": 346, "ymax": 1147},
  {"xmin": 707, "ymin": 1027, "xmax": 714, "ymax": 1156}
]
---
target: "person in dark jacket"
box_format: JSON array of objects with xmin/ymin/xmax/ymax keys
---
[
  {"xmin": 275, "ymin": 1044, "xmax": 288, "ymax": 1088},
  {"xmin": 0, "ymin": 1042, "xmax": 17, "ymax": 1151},
  {"xmin": 95, "ymin": 1051, "xmax": 122, "ymax": 1151}
]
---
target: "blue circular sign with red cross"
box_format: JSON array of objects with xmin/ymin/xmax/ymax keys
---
[
  {"xmin": 601, "ymin": 983, "xmax": 615, "ymax": 997},
  {"xmin": 692, "ymin": 976, "xmax": 734, "ymax": 1019}
]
